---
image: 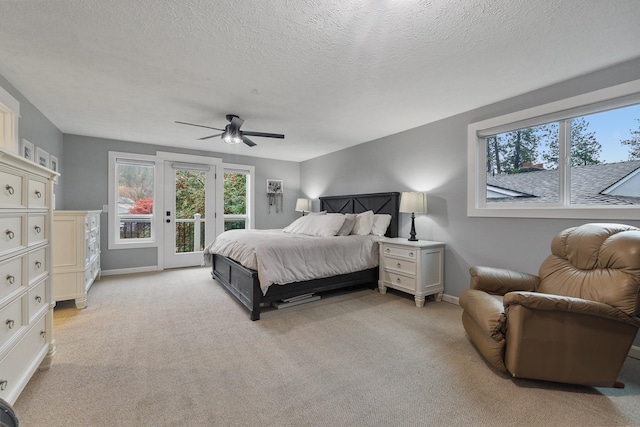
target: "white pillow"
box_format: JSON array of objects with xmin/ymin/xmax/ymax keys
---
[
  {"xmin": 285, "ymin": 214, "xmax": 346, "ymax": 237},
  {"xmin": 283, "ymin": 216, "xmax": 310, "ymax": 233},
  {"xmin": 370, "ymin": 214, "xmax": 392, "ymax": 236},
  {"xmin": 336, "ymin": 213, "xmax": 357, "ymax": 236},
  {"xmin": 308, "ymin": 211, "xmax": 326, "ymax": 216},
  {"xmin": 351, "ymin": 210, "xmax": 374, "ymax": 235}
]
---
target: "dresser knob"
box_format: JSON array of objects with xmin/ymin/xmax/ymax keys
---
[
  {"xmin": 40, "ymin": 330, "xmax": 46, "ymax": 339},
  {"xmin": 397, "ymin": 263, "xmax": 401, "ymax": 268},
  {"xmin": 385, "ymin": 248, "xmax": 390, "ymax": 253},
  {"xmin": 34, "ymin": 225, "xmax": 42, "ymax": 233},
  {"xmin": 0, "ymin": 380, "xmax": 7, "ymax": 390},
  {"xmin": 35, "ymin": 295, "xmax": 42, "ymax": 303},
  {"xmin": 396, "ymin": 278, "xmax": 401, "ymax": 283},
  {"xmin": 6, "ymin": 274, "xmax": 14, "ymax": 284},
  {"xmin": 5, "ymin": 184, "xmax": 14, "ymax": 195},
  {"xmin": 6, "ymin": 319, "xmax": 14, "ymax": 329},
  {"xmin": 5, "ymin": 229, "xmax": 14, "ymax": 239},
  {"xmin": 35, "ymin": 261, "xmax": 42, "ymax": 269},
  {"xmin": 409, "ymin": 252, "xmax": 414, "ymax": 257},
  {"xmin": 35, "ymin": 190, "xmax": 42, "ymax": 199}
]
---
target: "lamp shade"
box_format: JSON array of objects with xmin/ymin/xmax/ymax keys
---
[
  {"xmin": 295, "ymin": 198, "xmax": 312, "ymax": 212},
  {"xmin": 399, "ymin": 192, "xmax": 427, "ymax": 214}
]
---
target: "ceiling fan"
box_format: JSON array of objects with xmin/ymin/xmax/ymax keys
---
[{"xmin": 175, "ymin": 114, "xmax": 284, "ymax": 147}]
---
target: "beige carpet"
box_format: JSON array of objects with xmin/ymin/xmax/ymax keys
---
[{"xmin": 13, "ymin": 267, "xmax": 640, "ymax": 426}]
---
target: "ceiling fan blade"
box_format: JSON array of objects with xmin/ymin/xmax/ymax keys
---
[
  {"xmin": 242, "ymin": 131, "xmax": 285, "ymax": 139},
  {"xmin": 198, "ymin": 133, "xmax": 223, "ymax": 140},
  {"xmin": 229, "ymin": 115, "xmax": 244, "ymax": 130},
  {"xmin": 242, "ymin": 136, "xmax": 257, "ymax": 147},
  {"xmin": 175, "ymin": 121, "xmax": 224, "ymax": 131}
]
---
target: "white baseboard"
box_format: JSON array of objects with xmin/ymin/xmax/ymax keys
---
[
  {"xmin": 100, "ymin": 266, "xmax": 159, "ymax": 276},
  {"xmin": 629, "ymin": 345, "xmax": 640, "ymax": 360},
  {"xmin": 441, "ymin": 294, "xmax": 459, "ymax": 305}
]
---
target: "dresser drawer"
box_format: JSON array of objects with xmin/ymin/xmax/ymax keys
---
[
  {"xmin": 27, "ymin": 214, "xmax": 47, "ymax": 246},
  {"xmin": 0, "ymin": 315, "xmax": 47, "ymax": 403},
  {"xmin": 28, "ymin": 248, "xmax": 47, "ymax": 285},
  {"xmin": 27, "ymin": 179, "xmax": 47, "ymax": 208},
  {"xmin": 0, "ymin": 169, "xmax": 24, "ymax": 209},
  {"xmin": 28, "ymin": 280, "xmax": 47, "ymax": 322},
  {"xmin": 0, "ymin": 256, "xmax": 24, "ymax": 303},
  {"xmin": 380, "ymin": 270, "xmax": 417, "ymax": 293},
  {"xmin": 0, "ymin": 296, "xmax": 25, "ymax": 349},
  {"xmin": 381, "ymin": 244, "xmax": 417, "ymax": 260},
  {"xmin": 0, "ymin": 215, "xmax": 24, "ymax": 257},
  {"xmin": 383, "ymin": 256, "xmax": 416, "ymax": 275}
]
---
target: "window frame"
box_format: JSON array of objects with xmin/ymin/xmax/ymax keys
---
[
  {"xmin": 468, "ymin": 79, "xmax": 640, "ymax": 220},
  {"xmin": 223, "ymin": 163, "xmax": 255, "ymax": 231},
  {"xmin": 0, "ymin": 85, "xmax": 19, "ymax": 154},
  {"xmin": 108, "ymin": 151, "xmax": 158, "ymax": 249}
]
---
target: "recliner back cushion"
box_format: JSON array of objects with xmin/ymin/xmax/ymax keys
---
[{"xmin": 538, "ymin": 223, "xmax": 640, "ymax": 316}]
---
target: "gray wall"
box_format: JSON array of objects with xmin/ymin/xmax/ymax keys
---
[
  {"xmin": 0, "ymin": 74, "xmax": 64, "ymax": 208},
  {"xmin": 301, "ymin": 57, "xmax": 640, "ymax": 300},
  {"xmin": 62, "ymin": 134, "xmax": 300, "ymax": 271}
]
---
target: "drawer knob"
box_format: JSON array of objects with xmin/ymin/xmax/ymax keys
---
[
  {"xmin": 35, "ymin": 261, "xmax": 42, "ymax": 269},
  {"xmin": 385, "ymin": 248, "xmax": 390, "ymax": 253},
  {"xmin": 409, "ymin": 252, "xmax": 414, "ymax": 257},
  {"xmin": 6, "ymin": 274, "xmax": 14, "ymax": 284},
  {"xmin": 5, "ymin": 184, "xmax": 14, "ymax": 195},
  {"xmin": 0, "ymin": 380, "xmax": 7, "ymax": 390},
  {"xmin": 35, "ymin": 295, "xmax": 42, "ymax": 303},
  {"xmin": 6, "ymin": 319, "xmax": 14, "ymax": 329},
  {"xmin": 397, "ymin": 263, "xmax": 401, "ymax": 268},
  {"xmin": 40, "ymin": 330, "xmax": 46, "ymax": 339},
  {"xmin": 34, "ymin": 225, "xmax": 42, "ymax": 233},
  {"xmin": 396, "ymin": 278, "xmax": 401, "ymax": 283},
  {"xmin": 5, "ymin": 229, "xmax": 14, "ymax": 239},
  {"xmin": 35, "ymin": 190, "xmax": 42, "ymax": 199}
]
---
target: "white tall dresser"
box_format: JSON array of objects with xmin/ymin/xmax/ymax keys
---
[
  {"xmin": 53, "ymin": 210, "xmax": 101, "ymax": 309},
  {"xmin": 0, "ymin": 149, "xmax": 57, "ymax": 405}
]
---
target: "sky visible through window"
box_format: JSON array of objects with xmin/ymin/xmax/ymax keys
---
[{"xmin": 580, "ymin": 104, "xmax": 640, "ymax": 163}]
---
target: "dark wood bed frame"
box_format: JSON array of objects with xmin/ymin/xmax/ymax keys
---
[{"xmin": 211, "ymin": 192, "xmax": 400, "ymax": 320}]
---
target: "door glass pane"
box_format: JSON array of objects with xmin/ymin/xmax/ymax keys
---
[
  {"xmin": 224, "ymin": 172, "xmax": 247, "ymax": 229},
  {"xmin": 175, "ymin": 169, "xmax": 205, "ymax": 253}
]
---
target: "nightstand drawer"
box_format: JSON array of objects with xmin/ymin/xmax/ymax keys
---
[
  {"xmin": 382, "ymin": 245, "xmax": 417, "ymax": 260},
  {"xmin": 383, "ymin": 256, "xmax": 416, "ymax": 275},
  {"xmin": 381, "ymin": 270, "xmax": 416, "ymax": 292}
]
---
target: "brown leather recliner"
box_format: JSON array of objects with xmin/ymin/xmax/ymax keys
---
[{"xmin": 459, "ymin": 223, "xmax": 640, "ymax": 387}]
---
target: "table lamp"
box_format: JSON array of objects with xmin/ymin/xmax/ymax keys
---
[{"xmin": 399, "ymin": 192, "xmax": 427, "ymax": 241}]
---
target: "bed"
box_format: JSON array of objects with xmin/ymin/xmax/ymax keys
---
[{"xmin": 208, "ymin": 192, "xmax": 400, "ymax": 320}]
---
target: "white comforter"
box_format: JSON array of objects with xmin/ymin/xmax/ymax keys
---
[{"xmin": 204, "ymin": 229, "xmax": 381, "ymax": 294}]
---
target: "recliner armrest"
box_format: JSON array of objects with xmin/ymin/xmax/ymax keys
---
[
  {"xmin": 469, "ymin": 266, "xmax": 539, "ymax": 295},
  {"xmin": 504, "ymin": 291, "xmax": 640, "ymax": 327}
]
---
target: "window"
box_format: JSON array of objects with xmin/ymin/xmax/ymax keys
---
[
  {"xmin": 223, "ymin": 165, "xmax": 254, "ymax": 231},
  {"xmin": 0, "ymin": 85, "xmax": 19, "ymax": 153},
  {"xmin": 468, "ymin": 79, "xmax": 640, "ymax": 220},
  {"xmin": 108, "ymin": 152, "xmax": 157, "ymax": 249}
]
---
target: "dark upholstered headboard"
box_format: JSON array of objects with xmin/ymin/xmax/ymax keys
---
[{"xmin": 319, "ymin": 192, "xmax": 400, "ymax": 238}]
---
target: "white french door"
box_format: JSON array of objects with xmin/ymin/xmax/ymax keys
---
[{"xmin": 163, "ymin": 161, "xmax": 216, "ymax": 269}]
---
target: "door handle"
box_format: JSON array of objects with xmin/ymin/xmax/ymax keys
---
[{"xmin": 166, "ymin": 219, "xmax": 171, "ymax": 223}]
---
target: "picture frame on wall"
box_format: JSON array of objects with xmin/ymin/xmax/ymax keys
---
[
  {"xmin": 35, "ymin": 147, "xmax": 49, "ymax": 168},
  {"xmin": 49, "ymin": 155, "xmax": 59, "ymax": 173},
  {"xmin": 20, "ymin": 138, "xmax": 35, "ymax": 162},
  {"xmin": 266, "ymin": 179, "xmax": 283, "ymax": 194}
]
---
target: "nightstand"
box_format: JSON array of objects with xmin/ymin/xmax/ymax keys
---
[{"xmin": 378, "ymin": 238, "xmax": 445, "ymax": 307}]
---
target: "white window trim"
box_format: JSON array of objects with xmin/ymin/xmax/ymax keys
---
[
  {"xmin": 223, "ymin": 163, "xmax": 255, "ymax": 231},
  {"xmin": 108, "ymin": 151, "xmax": 158, "ymax": 250},
  {"xmin": 0, "ymin": 85, "xmax": 19, "ymax": 154},
  {"xmin": 468, "ymin": 79, "xmax": 640, "ymax": 220}
]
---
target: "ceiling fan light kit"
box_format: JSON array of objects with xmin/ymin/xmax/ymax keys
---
[{"xmin": 176, "ymin": 114, "xmax": 284, "ymax": 147}]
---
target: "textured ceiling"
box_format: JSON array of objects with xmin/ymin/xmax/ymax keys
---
[{"xmin": 0, "ymin": 0, "xmax": 639, "ymax": 162}]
